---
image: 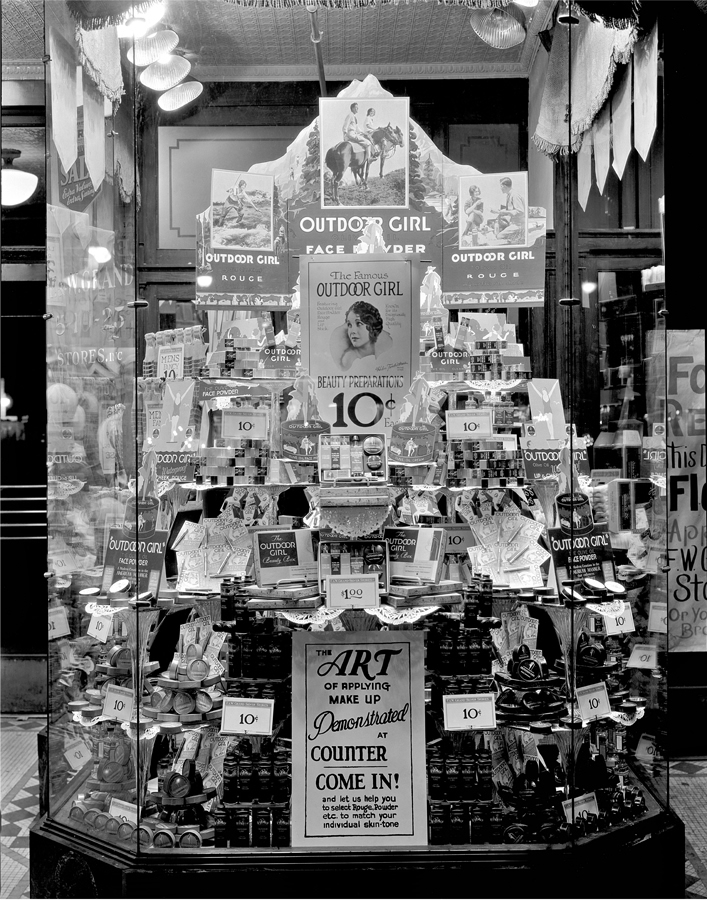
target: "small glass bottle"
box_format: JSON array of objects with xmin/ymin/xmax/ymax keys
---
[{"xmin": 183, "ymin": 327, "xmax": 194, "ymax": 378}]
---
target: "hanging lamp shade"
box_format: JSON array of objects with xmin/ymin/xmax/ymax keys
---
[
  {"xmin": 470, "ymin": 4, "xmax": 526, "ymax": 49},
  {"xmin": 157, "ymin": 81, "xmax": 204, "ymax": 112},
  {"xmin": 139, "ymin": 54, "xmax": 191, "ymax": 91},
  {"xmin": 127, "ymin": 29, "xmax": 179, "ymax": 67},
  {"xmin": 1, "ymin": 149, "xmax": 39, "ymax": 208}
]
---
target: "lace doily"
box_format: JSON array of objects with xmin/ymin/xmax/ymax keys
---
[
  {"xmin": 368, "ymin": 605, "xmax": 440, "ymax": 624},
  {"xmin": 608, "ymin": 707, "xmax": 645, "ymax": 727},
  {"xmin": 72, "ymin": 711, "xmax": 112, "ymax": 727},
  {"xmin": 586, "ymin": 599, "xmax": 626, "ymax": 619},
  {"xmin": 120, "ymin": 720, "xmax": 161, "ymax": 741},
  {"xmin": 276, "ymin": 608, "xmax": 342, "ymax": 626},
  {"xmin": 85, "ymin": 603, "xmax": 126, "ymax": 616}
]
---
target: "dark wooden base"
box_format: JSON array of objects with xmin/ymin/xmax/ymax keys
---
[{"xmin": 31, "ymin": 806, "xmax": 684, "ymax": 899}]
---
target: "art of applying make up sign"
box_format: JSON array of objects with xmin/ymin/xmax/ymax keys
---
[{"xmin": 291, "ymin": 631, "xmax": 427, "ymax": 846}]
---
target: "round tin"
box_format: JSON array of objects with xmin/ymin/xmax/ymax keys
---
[
  {"xmin": 151, "ymin": 688, "xmax": 173, "ymax": 712},
  {"xmin": 172, "ymin": 692, "xmax": 195, "ymax": 716},
  {"xmin": 604, "ymin": 580, "xmax": 626, "ymax": 595},
  {"xmin": 186, "ymin": 658, "xmax": 209, "ymax": 681},
  {"xmin": 179, "ymin": 829, "xmax": 202, "ymax": 848},
  {"xmin": 153, "ymin": 829, "xmax": 176, "ymax": 848},
  {"xmin": 109, "ymin": 579, "xmax": 131, "ymax": 595},
  {"xmin": 117, "ymin": 821, "xmax": 134, "ymax": 841}
]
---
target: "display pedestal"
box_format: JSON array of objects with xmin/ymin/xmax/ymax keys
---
[{"xmin": 31, "ymin": 806, "xmax": 684, "ymax": 899}]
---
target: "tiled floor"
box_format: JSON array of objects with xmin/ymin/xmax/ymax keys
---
[
  {"xmin": 1, "ymin": 717, "xmax": 707, "ymax": 899},
  {"xmin": 1, "ymin": 716, "xmax": 43, "ymax": 900}
]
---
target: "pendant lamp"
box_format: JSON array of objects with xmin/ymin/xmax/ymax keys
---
[
  {"xmin": 1, "ymin": 149, "xmax": 39, "ymax": 208},
  {"xmin": 157, "ymin": 81, "xmax": 204, "ymax": 112},
  {"xmin": 139, "ymin": 54, "xmax": 191, "ymax": 91},
  {"xmin": 127, "ymin": 29, "xmax": 179, "ymax": 66},
  {"xmin": 470, "ymin": 3, "xmax": 527, "ymax": 50},
  {"xmin": 557, "ymin": 0, "xmax": 581, "ymax": 24}
]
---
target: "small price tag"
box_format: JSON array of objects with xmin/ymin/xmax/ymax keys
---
[
  {"xmin": 87, "ymin": 613, "xmax": 111, "ymax": 643},
  {"xmin": 108, "ymin": 797, "xmax": 139, "ymax": 825},
  {"xmin": 48, "ymin": 606, "xmax": 71, "ymax": 639},
  {"xmin": 326, "ymin": 574, "xmax": 380, "ymax": 609},
  {"xmin": 157, "ymin": 343, "xmax": 184, "ymax": 380},
  {"xmin": 63, "ymin": 740, "xmax": 91, "ymax": 770},
  {"xmin": 561, "ymin": 791, "xmax": 598, "ymax": 824},
  {"xmin": 575, "ymin": 681, "xmax": 612, "ymax": 721},
  {"xmin": 103, "ymin": 684, "xmax": 135, "ymax": 722},
  {"xmin": 635, "ymin": 733, "xmax": 658, "ymax": 761},
  {"xmin": 220, "ymin": 697, "xmax": 274, "ymax": 736},
  {"xmin": 445, "ymin": 409, "xmax": 494, "ymax": 440},
  {"xmin": 627, "ymin": 643, "xmax": 658, "ymax": 669},
  {"xmin": 442, "ymin": 693, "xmax": 497, "ymax": 731},
  {"xmin": 604, "ymin": 605, "xmax": 635, "ymax": 636},
  {"xmin": 222, "ymin": 408, "xmax": 269, "ymax": 441},
  {"xmin": 648, "ymin": 602, "xmax": 668, "ymax": 635}
]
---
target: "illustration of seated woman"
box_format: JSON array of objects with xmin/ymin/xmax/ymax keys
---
[
  {"xmin": 462, "ymin": 184, "xmax": 484, "ymax": 236},
  {"xmin": 330, "ymin": 301, "xmax": 394, "ymax": 371}
]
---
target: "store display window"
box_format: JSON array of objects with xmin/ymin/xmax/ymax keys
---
[{"xmin": 33, "ymin": 1, "xmax": 696, "ymax": 894}]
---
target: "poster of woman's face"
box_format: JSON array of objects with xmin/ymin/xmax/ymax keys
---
[
  {"xmin": 210, "ymin": 169, "xmax": 274, "ymax": 251},
  {"xmin": 458, "ymin": 172, "xmax": 529, "ymax": 250},
  {"xmin": 320, "ymin": 97, "xmax": 409, "ymax": 210}
]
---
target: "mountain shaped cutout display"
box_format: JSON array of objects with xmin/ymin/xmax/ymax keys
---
[{"xmin": 195, "ymin": 74, "xmax": 545, "ymax": 312}]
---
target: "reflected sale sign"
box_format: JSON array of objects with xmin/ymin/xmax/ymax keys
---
[{"xmin": 292, "ymin": 631, "xmax": 427, "ymax": 847}]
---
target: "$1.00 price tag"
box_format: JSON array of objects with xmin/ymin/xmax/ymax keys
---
[
  {"xmin": 442, "ymin": 693, "xmax": 496, "ymax": 731},
  {"xmin": 222, "ymin": 408, "xmax": 269, "ymax": 441},
  {"xmin": 627, "ymin": 644, "xmax": 658, "ymax": 670},
  {"xmin": 604, "ymin": 605, "xmax": 635, "ymax": 636},
  {"xmin": 445, "ymin": 409, "xmax": 494, "ymax": 440},
  {"xmin": 87, "ymin": 613, "xmax": 112, "ymax": 643},
  {"xmin": 326, "ymin": 574, "xmax": 380, "ymax": 609},
  {"xmin": 647, "ymin": 602, "xmax": 668, "ymax": 635},
  {"xmin": 575, "ymin": 681, "xmax": 612, "ymax": 721},
  {"xmin": 48, "ymin": 606, "xmax": 71, "ymax": 639},
  {"xmin": 220, "ymin": 697, "xmax": 274, "ymax": 736},
  {"xmin": 63, "ymin": 740, "xmax": 92, "ymax": 770},
  {"xmin": 103, "ymin": 684, "xmax": 135, "ymax": 722}
]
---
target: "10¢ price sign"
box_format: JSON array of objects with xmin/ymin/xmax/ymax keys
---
[
  {"xmin": 604, "ymin": 605, "xmax": 635, "ymax": 636},
  {"xmin": 222, "ymin": 408, "xmax": 269, "ymax": 441},
  {"xmin": 48, "ymin": 606, "xmax": 71, "ymax": 639},
  {"xmin": 443, "ymin": 693, "xmax": 497, "ymax": 731},
  {"xmin": 326, "ymin": 574, "xmax": 380, "ymax": 609},
  {"xmin": 63, "ymin": 739, "xmax": 92, "ymax": 770},
  {"xmin": 220, "ymin": 697, "xmax": 274, "ymax": 736},
  {"xmin": 103, "ymin": 684, "xmax": 135, "ymax": 723},
  {"xmin": 445, "ymin": 409, "xmax": 494, "ymax": 440},
  {"xmin": 87, "ymin": 612, "xmax": 112, "ymax": 643},
  {"xmin": 575, "ymin": 682, "xmax": 611, "ymax": 722}
]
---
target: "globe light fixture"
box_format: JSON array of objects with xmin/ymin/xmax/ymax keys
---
[
  {"xmin": 1, "ymin": 149, "xmax": 39, "ymax": 208},
  {"xmin": 157, "ymin": 81, "xmax": 204, "ymax": 112},
  {"xmin": 139, "ymin": 54, "xmax": 191, "ymax": 91}
]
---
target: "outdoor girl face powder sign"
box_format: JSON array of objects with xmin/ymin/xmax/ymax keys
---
[
  {"xmin": 292, "ymin": 631, "xmax": 427, "ymax": 846},
  {"xmin": 300, "ymin": 253, "xmax": 420, "ymax": 437}
]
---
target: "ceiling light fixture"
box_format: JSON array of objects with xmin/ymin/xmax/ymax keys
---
[
  {"xmin": 139, "ymin": 54, "xmax": 191, "ymax": 91},
  {"xmin": 1, "ymin": 149, "xmax": 39, "ymax": 208},
  {"xmin": 557, "ymin": 0, "xmax": 581, "ymax": 25},
  {"xmin": 470, "ymin": 3, "xmax": 527, "ymax": 50},
  {"xmin": 157, "ymin": 81, "xmax": 204, "ymax": 112},
  {"xmin": 127, "ymin": 29, "xmax": 179, "ymax": 67},
  {"xmin": 117, "ymin": 1, "xmax": 165, "ymax": 38}
]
